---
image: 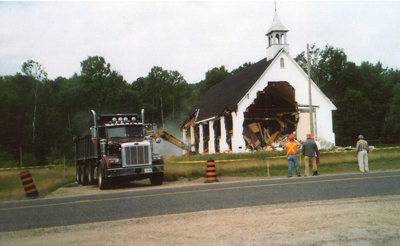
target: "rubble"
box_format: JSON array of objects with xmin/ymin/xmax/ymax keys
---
[
  {"xmin": 243, "ymin": 122, "xmax": 300, "ymax": 151},
  {"xmin": 333, "ymin": 145, "xmax": 375, "ymax": 151},
  {"xmin": 243, "ymin": 122, "xmax": 338, "ymax": 152}
]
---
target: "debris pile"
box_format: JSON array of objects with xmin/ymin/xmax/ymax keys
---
[
  {"xmin": 242, "ymin": 123, "xmax": 338, "ymax": 152},
  {"xmin": 243, "ymin": 123, "xmax": 298, "ymax": 151},
  {"xmin": 318, "ymin": 138, "xmax": 335, "ymax": 150},
  {"xmin": 333, "ymin": 145, "xmax": 375, "ymax": 151}
]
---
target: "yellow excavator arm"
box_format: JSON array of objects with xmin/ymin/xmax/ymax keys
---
[{"xmin": 155, "ymin": 129, "xmax": 189, "ymax": 150}]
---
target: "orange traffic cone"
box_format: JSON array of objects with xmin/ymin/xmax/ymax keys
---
[
  {"xmin": 205, "ymin": 158, "xmax": 218, "ymax": 183},
  {"xmin": 20, "ymin": 171, "xmax": 42, "ymax": 199}
]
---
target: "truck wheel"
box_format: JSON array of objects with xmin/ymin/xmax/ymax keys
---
[
  {"xmin": 88, "ymin": 162, "xmax": 96, "ymax": 185},
  {"xmin": 98, "ymin": 165, "xmax": 109, "ymax": 190},
  {"xmin": 80, "ymin": 165, "xmax": 89, "ymax": 186},
  {"xmin": 76, "ymin": 165, "xmax": 81, "ymax": 184},
  {"xmin": 150, "ymin": 173, "xmax": 164, "ymax": 186}
]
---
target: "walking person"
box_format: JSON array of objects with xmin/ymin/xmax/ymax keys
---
[
  {"xmin": 355, "ymin": 135, "xmax": 369, "ymax": 173},
  {"xmin": 302, "ymin": 134, "xmax": 319, "ymax": 176},
  {"xmin": 285, "ymin": 135, "xmax": 301, "ymax": 177}
]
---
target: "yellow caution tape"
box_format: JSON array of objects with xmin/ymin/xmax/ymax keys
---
[
  {"xmin": 3, "ymin": 146, "xmax": 399, "ymax": 168},
  {"xmin": 0, "ymin": 164, "xmax": 65, "ymax": 171},
  {"xmin": 166, "ymin": 146, "xmax": 400, "ymax": 164}
]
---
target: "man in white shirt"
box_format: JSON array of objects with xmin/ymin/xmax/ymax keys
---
[{"xmin": 355, "ymin": 135, "xmax": 369, "ymax": 173}]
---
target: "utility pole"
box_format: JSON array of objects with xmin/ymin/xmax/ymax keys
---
[{"xmin": 307, "ymin": 43, "xmax": 314, "ymax": 136}]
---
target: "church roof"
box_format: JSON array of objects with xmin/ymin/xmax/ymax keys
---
[
  {"xmin": 188, "ymin": 56, "xmax": 276, "ymax": 122},
  {"xmin": 266, "ymin": 13, "xmax": 288, "ymax": 35}
]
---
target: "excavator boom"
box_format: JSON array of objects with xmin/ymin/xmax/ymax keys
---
[{"xmin": 156, "ymin": 129, "xmax": 188, "ymax": 150}]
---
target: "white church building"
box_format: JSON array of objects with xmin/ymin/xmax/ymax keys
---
[{"xmin": 181, "ymin": 11, "xmax": 336, "ymax": 154}]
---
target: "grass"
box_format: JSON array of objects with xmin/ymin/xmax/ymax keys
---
[
  {"xmin": 0, "ymin": 166, "xmax": 76, "ymax": 200},
  {"xmin": 1, "ymin": 147, "xmax": 399, "ymax": 200},
  {"xmin": 163, "ymin": 147, "xmax": 400, "ymax": 181}
]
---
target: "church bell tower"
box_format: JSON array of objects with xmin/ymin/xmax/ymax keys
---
[{"xmin": 266, "ymin": 8, "xmax": 289, "ymax": 61}]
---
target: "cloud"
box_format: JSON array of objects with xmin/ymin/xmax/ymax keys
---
[{"xmin": 1, "ymin": 1, "xmax": 399, "ymax": 84}]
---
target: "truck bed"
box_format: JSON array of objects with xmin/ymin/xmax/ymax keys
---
[{"xmin": 75, "ymin": 135, "xmax": 96, "ymax": 161}]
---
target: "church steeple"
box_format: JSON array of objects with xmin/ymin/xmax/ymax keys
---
[{"xmin": 266, "ymin": 8, "xmax": 289, "ymax": 60}]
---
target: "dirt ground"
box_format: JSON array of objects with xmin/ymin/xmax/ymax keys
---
[{"xmin": 1, "ymin": 176, "xmax": 400, "ymax": 245}]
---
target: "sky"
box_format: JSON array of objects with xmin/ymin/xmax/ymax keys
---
[{"xmin": 1, "ymin": 1, "xmax": 400, "ymax": 84}]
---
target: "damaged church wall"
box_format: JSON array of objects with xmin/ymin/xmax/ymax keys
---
[
  {"xmin": 242, "ymin": 81, "xmax": 297, "ymax": 151},
  {"xmin": 181, "ymin": 50, "xmax": 336, "ymax": 154},
  {"xmin": 180, "ymin": 9, "xmax": 337, "ymax": 154},
  {"xmin": 259, "ymin": 51, "xmax": 336, "ymax": 144},
  {"xmin": 230, "ymin": 50, "xmax": 335, "ymax": 153}
]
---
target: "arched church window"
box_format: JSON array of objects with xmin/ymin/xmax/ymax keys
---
[
  {"xmin": 281, "ymin": 34, "xmax": 285, "ymax": 44},
  {"xmin": 276, "ymin": 34, "xmax": 280, "ymax": 44},
  {"xmin": 280, "ymin": 58, "xmax": 285, "ymax": 68}
]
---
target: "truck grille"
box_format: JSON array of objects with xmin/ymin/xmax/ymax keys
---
[{"xmin": 123, "ymin": 145, "xmax": 150, "ymax": 166}]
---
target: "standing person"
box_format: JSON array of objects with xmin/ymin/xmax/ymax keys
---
[
  {"xmin": 285, "ymin": 135, "xmax": 301, "ymax": 178},
  {"xmin": 302, "ymin": 134, "xmax": 319, "ymax": 176},
  {"xmin": 314, "ymin": 137, "xmax": 321, "ymax": 165},
  {"xmin": 355, "ymin": 135, "xmax": 369, "ymax": 173}
]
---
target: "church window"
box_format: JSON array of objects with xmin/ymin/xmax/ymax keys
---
[{"xmin": 280, "ymin": 58, "xmax": 285, "ymax": 68}]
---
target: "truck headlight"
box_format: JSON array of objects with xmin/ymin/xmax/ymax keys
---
[
  {"xmin": 107, "ymin": 158, "xmax": 121, "ymax": 164},
  {"xmin": 152, "ymin": 155, "xmax": 163, "ymax": 161}
]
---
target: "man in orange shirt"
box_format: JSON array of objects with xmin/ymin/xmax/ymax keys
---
[{"xmin": 285, "ymin": 135, "xmax": 301, "ymax": 178}]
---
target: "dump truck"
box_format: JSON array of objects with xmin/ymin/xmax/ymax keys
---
[{"xmin": 74, "ymin": 109, "xmax": 164, "ymax": 189}]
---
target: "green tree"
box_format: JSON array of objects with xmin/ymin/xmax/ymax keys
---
[
  {"xmin": 0, "ymin": 75, "xmax": 32, "ymax": 159},
  {"xmin": 0, "ymin": 145, "xmax": 15, "ymax": 168},
  {"xmin": 79, "ymin": 56, "xmax": 132, "ymax": 113},
  {"xmin": 231, "ymin": 62, "xmax": 253, "ymax": 75},
  {"xmin": 382, "ymin": 83, "xmax": 400, "ymax": 141},
  {"xmin": 199, "ymin": 66, "xmax": 230, "ymax": 95},
  {"xmin": 80, "ymin": 56, "xmax": 110, "ymax": 110},
  {"xmin": 294, "ymin": 44, "xmax": 348, "ymax": 103},
  {"xmin": 132, "ymin": 77, "xmax": 145, "ymax": 91},
  {"xmin": 333, "ymin": 88, "xmax": 374, "ymax": 145},
  {"xmin": 80, "ymin": 56, "xmax": 111, "ymax": 79},
  {"xmin": 359, "ymin": 62, "xmax": 393, "ymax": 140},
  {"xmin": 21, "ymin": 60, "xmax": 48, "ymax": 148},
  {"xmin": 294, "ymin": 44, "xmax": 321, "ymax": 83},
  {"xmin": 138, "ymin": 66, "xmax": 188, "ymax": 127},
  {"xmin": 294, "ymin": 44, "xmax": 399, "ymax": 145}
]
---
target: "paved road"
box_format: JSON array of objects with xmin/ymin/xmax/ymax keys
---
[{"xmin": 1, "ymin": 170, "xmax": 400, "ymax": 232}]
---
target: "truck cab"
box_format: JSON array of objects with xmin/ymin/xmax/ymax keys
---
[{"xmin": 74, "ymin": 110, "xmax": 164, "ymax": 189}]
